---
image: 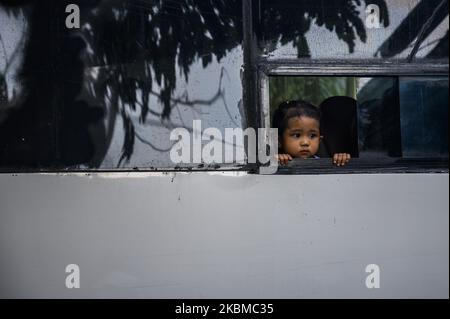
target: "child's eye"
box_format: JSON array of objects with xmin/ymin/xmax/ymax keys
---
[
  {"xmin": 310, "ymin": 134, "xmax": 318, "ymax": 139},
  {"xmin": 291, "ymin": 133, "xmax": 301, "ymax": 138}
]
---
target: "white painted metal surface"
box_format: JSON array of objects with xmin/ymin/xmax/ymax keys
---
[{"xmin": 0, "ymin": 172, "xmax": 448, "ymax": 298}]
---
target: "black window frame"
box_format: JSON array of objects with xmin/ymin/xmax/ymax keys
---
[
  {"xmin": 0, "ymin": 0, "xmax": 448, "ymax": 174},
  {"xmin": 240, "ymin": 0, "xmax": 450, "ymax": 175},
  {"xmin": 257, "ymin": 60, "xmax": 449, "ymax": 174}
]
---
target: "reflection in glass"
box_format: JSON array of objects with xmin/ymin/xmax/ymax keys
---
[
  {"xmin": 260, "ymin": 0, "xmax": 449, "ymax": 60},
  {"xmin": 0, "ymin": 0, "xmax": 245, "ymax": 170},
  {"xmin": 270, "ymin": 76, "xmax": 448, "ymax": 159},
  {"xmin": 357, "ymin": 77, "xmax": 402, "ymax": 158},
  {"xmin": 400, "ymin": 77, "xmax": 449, "ymax": 157}
]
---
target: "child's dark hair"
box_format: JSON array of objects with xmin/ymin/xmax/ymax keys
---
[{"xmin": 272, "ymin": 100, "xmax": 321, "ymax": 136}]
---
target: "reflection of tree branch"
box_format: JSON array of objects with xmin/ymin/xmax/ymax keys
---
[
  {"xmin": 408, "ymin": 36, "xmax": 447, "ymax": 52},
  {"xmin": 137, "ymin": 116, "xmax": 243, "ymax": 153},
  {"xmin": 218, "ymin": 66, "xmax": 240, "ymax": 127},
  {"xmin": 146, "ymin": 66, "xmax": 239, "ymax": 126},
  {"xmin": 221, "ymin": 92, "xmax": 240, "ymax": 127},
  {"xmin": 135, "ymin": 100, "xmax": 163, "ymax": 117},
  {"xmin": 129, "ymin": 65, "xmax": 242, "ymax": 159},
  {"xmin": 150, "ymin": 89, "xmax": 222, "ymax": 108},
  {"xmin": 135, "ymin": 130, "xmax": 174, "ymax": 152},
  {"xmin": 179, "ymin": 90, "xmax": 207, "ymax": 117},
  {"xmin": 175, "ymin": 103, "xmax": 189, "ymax": 128},
  {"xmin": 78, "ymin": 0, "xmax": 245, "ymax": 163},
  {"xmin": 408, "ymin": 0, "xmax": 448, "ymax": 62},
  {"xmin": 376, "ymin": 0, "xmax": 447, "ymax": 58},
  {"xmin": 169, "ymin": 67, "xmax": 228, "ymax": 110}
]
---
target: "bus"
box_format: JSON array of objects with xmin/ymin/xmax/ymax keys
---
[{"xmin": 0, "ymin": 0, "xmax": 448, "ymax": 298}]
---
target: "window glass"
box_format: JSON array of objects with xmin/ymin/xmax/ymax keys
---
[
  {"xmin": 0, "ymin": 0, "xmax": 244, "ymax": 170},
  {"xmin": 400, "ymin": 77, "xmax": 449, "ymax": 157},
  {"xmin": 260, "ymin": 0, "xmax": 449, "ymax": 60},
  {"xmin": 357, "ymin": 77, "xmax": 402, "ymax": 157},
  {"xmin": 270, "ymin": 76, "xmax": 449, "ymax": 160},
  {"xmin": 270, "ymin": 77, "xmax": 360, "ymax": 158}
]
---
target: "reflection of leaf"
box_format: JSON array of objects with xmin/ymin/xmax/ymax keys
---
[
  {"xmin": 78, "ymin": 0, "xmax": 244, "ymax": 163},
  {"xmin": 376, "ymin": 0, "xmax": 448, "ymax": 58},
  {"xmin": 118, "ymin": 108, "xmax": 135, "ymax": 167},
  {"xmin": 83, "ymin": 0, "xmax": 242, "ymax": 121},
  {"xmin": 263, "ymin": 0, "xmax": 389, "ymax": 55}
]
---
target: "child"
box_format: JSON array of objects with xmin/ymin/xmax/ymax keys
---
[{"xmin": 272, "ymin": 100, "xmax": 351, "ymax": 166}]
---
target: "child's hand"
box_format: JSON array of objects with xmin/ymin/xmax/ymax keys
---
[
  {"xmin": 277, "ymin": 154, "xmax": 293, "ymax": 166},
  {"xmin": 333, "ymin": 153, "xmax": 351, "ymax": 166}
]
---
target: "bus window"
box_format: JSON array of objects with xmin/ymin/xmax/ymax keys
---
[
  {"xmin": 0, "ymin": 1, "xmax": 245, "ymax": 171},
  {"xmin": 269, "ymin": 76, "xmax": 449, "ymax": 172}
]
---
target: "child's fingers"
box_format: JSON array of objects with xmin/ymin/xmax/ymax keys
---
[
  {"xmin": 341, "ymin": 154, "xmax": 351, "ymax": 165},
  {"xmin": 338, "ymin": 154, "xmax": 345, "ymax": 166},
  {"xmin": 277, "ymin": 154, "xmax": 284, "ymax": 165},
  {"xmin": 277, "ymin": 154, "xmax": 292, "ymax": 166},
  {"xmin": 343, "ymin": 154, "xmax": 351, "ymax": 166},
  {"xmin": 333, "ymin": 154, "xmax": 341, "ymax": 165},
  {"xmin": 284, "ymin": 154, "xmax": 292, "ymax": 165},
  {"xmin": 333, "ymin": 153, "xmax": 350, "ymax": 166}
]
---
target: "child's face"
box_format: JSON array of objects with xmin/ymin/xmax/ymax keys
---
[{"xmin": 281, "ymin": 116, "xmax": 322, "ymax": 159}]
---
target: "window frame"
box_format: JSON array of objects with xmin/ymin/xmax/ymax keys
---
[
  {"xmin": 258, "ymin": 60, "xmax": 449, "ymax": 174},
  {"xmin": 0, "ymin": 0, "xmax": 448, "ymax": 174}
]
